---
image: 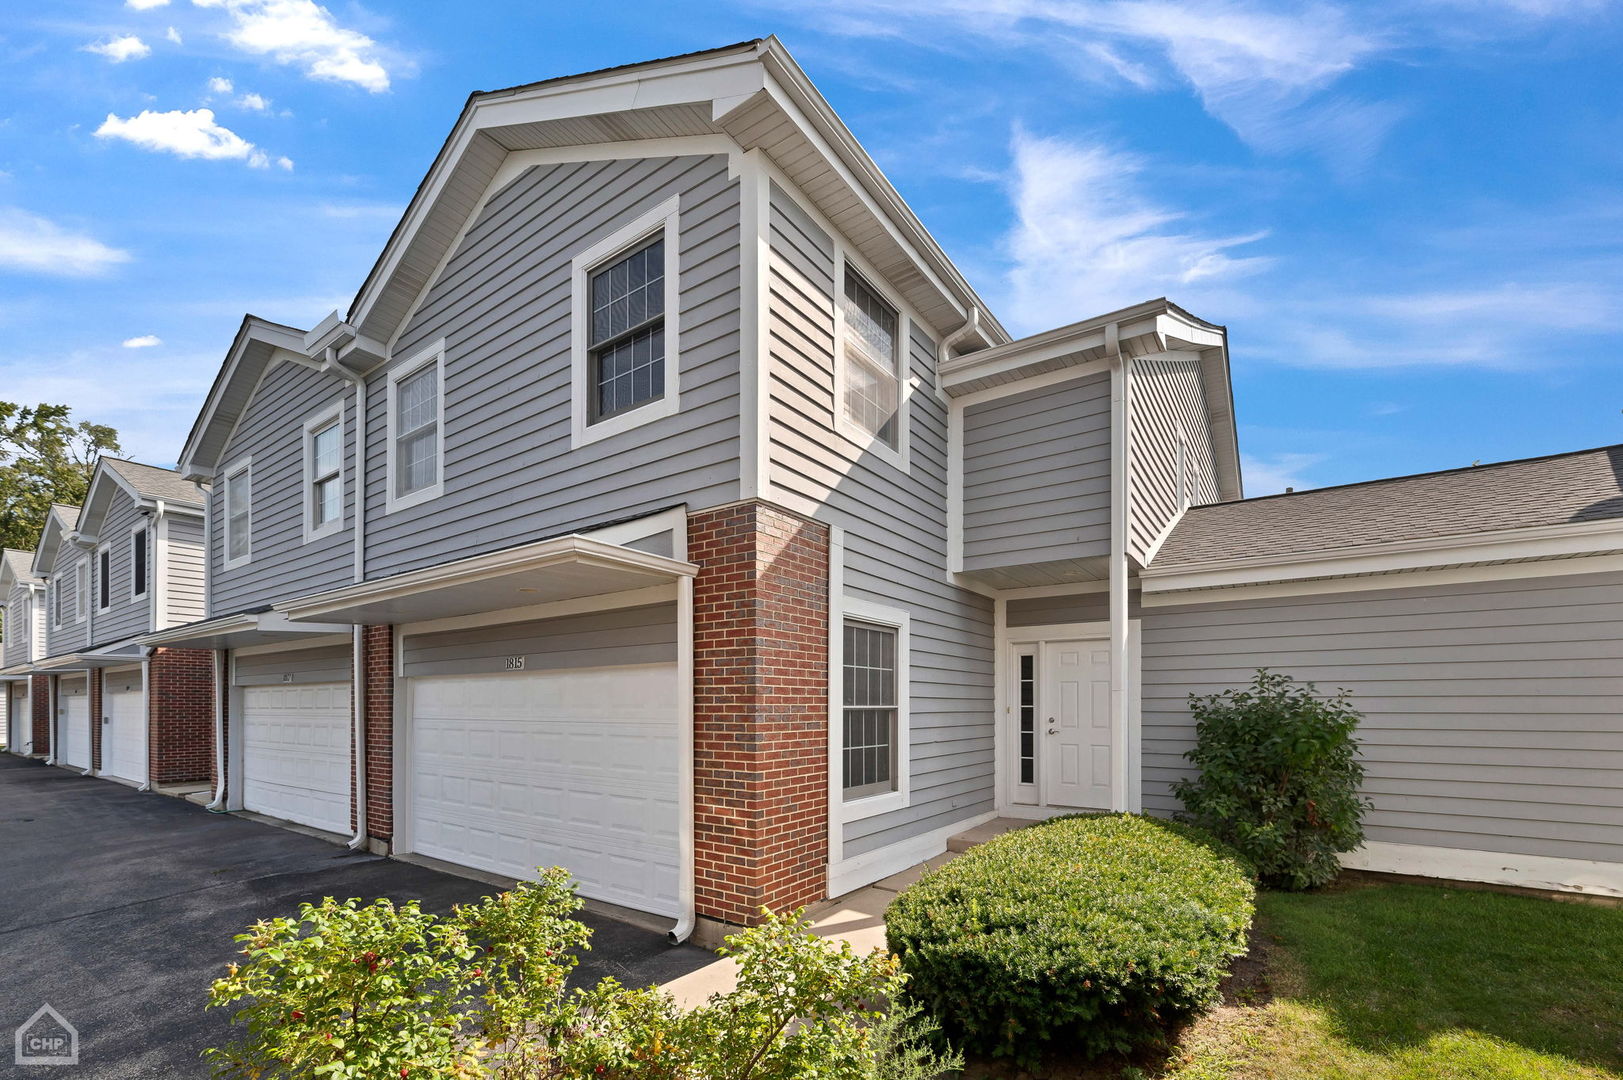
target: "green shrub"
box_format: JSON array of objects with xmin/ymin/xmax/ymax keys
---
[
  {"xmin": 885, "ymin": 814, "xmax": 1254, "ymax": 1063},
  {"xmin": 1173, "ymin": 668, "xmax": 1371, "ymax": 890}
]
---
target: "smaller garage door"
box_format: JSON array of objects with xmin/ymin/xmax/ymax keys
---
[
  {"xmin": 58, "ymin": 676, "xmax": 91, "ymax": 771},
  {"xmin": 241, "ymin": 683, "xmax": 351, "ymax": 834},
  {"xmin": 101, "ymin": 668, "xmax": 146, "ymax": 785},
  {"xmin": 8, "ymin": 683, "xmax": 28, "ymax": 755}
]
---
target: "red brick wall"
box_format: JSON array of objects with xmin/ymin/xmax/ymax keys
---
[
  {"xmin": 362, "ymin": 625, "xmax": 394, "ymax": 841},
  {"xmin": 690, "ymin": 501, "xmax": 830, "ymax": 925},
  {"xmin": 89, "ymin": 669, "xmax": 103, "ymax": 773},
  {"xmin": 30, "ymin": 674, "xmax": 49, "ymax": 754},
  {"xmin": 149, "ymin": 648, "xmax": 216, "ymax": 785}
]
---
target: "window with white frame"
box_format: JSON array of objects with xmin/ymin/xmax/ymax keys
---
[
  {"xmin": 387, "ymin": 346, "xmax": 443, "ymax": 511},
  {"xmin": 74, "ymin": 559, "xmax": 87, "ymax": 622},
  {"xmin": 588, "ymin": 237, "xmax": 666, "ymax": 422},
  {"xmin": 97, "ymin": 545, "xmax": 111, "ymax": 611},
  {"xmin": 840, "ymin": 267, "xmax": 901, "ymax": 449},
  {"xmin": 842, "ymin": 619, "xmax": 899, "ymax": 799},
  {"xmin": 223, "ymin": 460, "xmax": 251, "ymax": 566},
  {"xmin": 304, "ymin": 406, "xmax": 344, "ymax": 538},
  {"xmin": 131, "ymin": 526, "xmax": 147, "ymax": 599},
  {"xmin": 52, "ymin": 576, "xmax": 64, "ymax": 627}
]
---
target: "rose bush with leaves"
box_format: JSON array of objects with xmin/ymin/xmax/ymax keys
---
[{"xmin": 1173, "ymin": 668, "xmax": 1371, "ymax": 890}]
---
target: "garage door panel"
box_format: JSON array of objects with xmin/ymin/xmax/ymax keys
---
[
  {"xmin": 242, "ymin": 683, "xmax": 351, "ymax": 834},
  {"xmin": 410, "ymin": 663, "xmax": 680, "ymax": 917},
  {"xmin": 103, "ymin": 686, "xmax": 146, "ymax": 784},
  {"xmin": 59, "ymin": 690, "xmax": 91, "ymax": 771}
]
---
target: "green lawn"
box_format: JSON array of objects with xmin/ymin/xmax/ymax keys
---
[{"xmin": 1169, "ymin": 879, "xmax": 1623, "ymax": 1080}]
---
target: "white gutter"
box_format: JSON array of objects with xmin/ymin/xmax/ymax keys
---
[
  {"xmin": 1105, "ymin": 322, "xmax": 1132, "ymax": 813},
  {"xmin": 205, "ymin": 648, "xmax": 227, "ymax": 810}
]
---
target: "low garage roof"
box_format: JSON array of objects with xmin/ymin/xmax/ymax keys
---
[{"xmin": 1154, "ymin": 443, "xmax": 1623, "ymax": 570}]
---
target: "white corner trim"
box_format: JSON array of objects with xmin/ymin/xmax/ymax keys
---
[
  {"xmin": 220, "ymin": 455, "xmax": 253, "ymax": 570},
  {"xmin": 827, "ymin": 809, "xmax": 998, "ymax": 900},
  {"xmin": 1342, "ymin": 840, "xmax": 1623, "ymax": 898},
  {"xmin": 825, "ymin": 525, "xmax": 846, "ymax": 874},
  {"xmin": 1138, "ymin": 503, "xmax": 1187, "ymax": 568},
  {"xmin": 301, "ymin": 397, "xmax": 347, "ymax": 544},
  {"xmin": 830, "ymin": 246, "xmax": 911, "ymax": 474},
  {"xmin": 1142, "ymin": 551, "xmax": 1623, "ymax": 607},
  {"xmin": 837, "ymin": 594, "xmax": 911, "ymax": 824},
  {"xmin": 736, "ymin": 148, "xmax": 773, "ymax": 503},
  {"xmin": 946, "ymin": 403, "xmax": 963, "ymax": 574},
  {"xmin": 384, "ymin": 340, "xmax": 446, "ymax": 515},
  {"xmin": 568, "ymin": 195, "xmax": 683, "ymax": 450}
]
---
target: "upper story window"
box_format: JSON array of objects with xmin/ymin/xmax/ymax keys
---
[
  {"xmin": 74, "ymin": 560, "xmax": 87, "ymax": 623},
  {"xmin": 131, "ymin": 526, "xmax": 147, "ymax": 600},
  {"xmin": 303, "ymin": 402, "xmax": 345, "ymax": 540},
  {"xmin": 386, "ymin": 343, "xmax": 444, "ymax": 513},
  {"xmin": 97, "ymin": 546, "xmax": 111, "ymax": 611},
  {"xmin": 52, "ymin": 576, "xmax": 64, "ymax": 628},
  {"xmin": 223, "ymin": 459, "xmax": 252, "ymax": 568},
  {"xmin": 840, "ymin": 268, "xmax": 900, "ymax": 449},
  {"xmin": 569, "ymin": 196, "xmax": 680, "ymax": 448}
]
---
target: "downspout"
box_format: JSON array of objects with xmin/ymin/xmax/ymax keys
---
[
  {"xmin": 936, "ymin": 307, "xmax": 980, "ymax": 392},
  {"xmin": 136, "ymin": 651, "xmax": 153, "ymax": 791},
  {"xmin": 44, "ymin": 674, "xmax": 57, "ymax": 766},
  {"xmin": 668, "ymin": 571, "xmax": 696, "ymax": 944},
  {"xmin": 1106, "ymin": 322, "xmax": 1132, "ymax": 814},
  {"xmin": 322, "ymin": 345, "xmax": 371, "ymax": 853},
  {"xmin": 206, "ymin": 648, "xmax": 228, "ymax": 811},
  {"xmin": 138, "ymin": 501, "xmax": 166, "ymax": 792}
]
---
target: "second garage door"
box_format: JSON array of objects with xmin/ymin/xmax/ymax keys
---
[
  {"xmin": 58, "ymin": 675, "xmax": 91, "ymax": 770},
  {"xmin": 241, "ymin": 683, "xmax": 351, "ymax": 834},
  {"xmin": 7, "ymin": 682, "xmax": 28, "ymax": 755},
  {"xmin": 409, "ymin": 663, "xmax": 680, "ymax": 917},
  {"xmin": 101, "ymin": 668, "xmax": 146, "ymax": 785}
]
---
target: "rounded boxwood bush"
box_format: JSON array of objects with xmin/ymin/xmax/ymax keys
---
[{"xmin": 885, "ymin": 814, "xmax": 1254, "ymax": 1062}]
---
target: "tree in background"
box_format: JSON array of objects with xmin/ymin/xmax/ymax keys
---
[{"xmin": 0, "ymin": 403, "xmax": 122, "ymax": 552}]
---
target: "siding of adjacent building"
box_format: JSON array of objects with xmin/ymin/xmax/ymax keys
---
[
  {"xmin": 209, "ymin": 360, "xmax": 358, "ymax": 613},
  {"xmin": 166, "ymin": 516, "xmax": 207, "ymax": 626},
  {"xmin": 4, "ymin": 584, "xmax": 35, "ymax": 668},
  {"xmin": 961, "ymin": 372, "xmax": 1112, "ymax": 573},
  {"xmin": 91, "ymin": 491, "xmax": 152, "ymax": 646},
  {"xmin": 1141, "ymin": 569, "xmax": 1623, "ymax": 865},
  {"xmin": 1127, "ymin": 355, "xmax": 1218, "ymax": 565},
  {"xmin": 366, "ymin": 153, "xmax": 742, "ymax": 578},
  {"xmin": 765, "ymin": 180, "xmax": 994, "ymax": 860}
]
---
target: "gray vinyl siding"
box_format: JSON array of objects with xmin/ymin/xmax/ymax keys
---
[
  {"xmin": 401, "ymin": 604, "xmax": 676, "ymax": 679},
  {"xmin": 1006, "ymin": 590, "xmax": 1143, "ymax": 627},
  {"xmin": 1128, "ymin": 356, "xmax": 1218, "ymax": 565},
  {"xmin": 233, "ymin": 641, "xmax": 353, "ymax": 687},
  {"xmin": 209, "ymin": 360, "xmax": 357, "ymax": 613},
  {"xmin": 59, "ymin": 673, "xmax": 87, "ymax": 697},
  {"xmin": 105, "ymin": 666, "xmax": 143, "ymax": 695},
  {"xmin": 4, "ymin": 585, "xmax": 33, "ymax": 668},
  {"xmin": 765, "ymin": 181, "xmax": 995, "ymax": 860},
  {"xmin": 46, "ymin": 556, "xmax": 90, "ymax": 655},
  {"xmin": 1141, "ymin": 570, "xmax": 1623, "ymax": 865},
  {"xmin": 166, "ymin": 516, "xmax": 207, "ymax": 626},
  {"xmin": 961, "ymin": 372, "xmax": 1112, "ymax": 573},
  {"xmin": 91, "ymin": 492, "xmax": 151, "ymax": 646},
  {"xmin": 621, "ymin": 530, "xmax": 675, "ymax": 558},
  {"xmin": 367, "ymin": 154, "xmax": 742, "ymax": 579}
]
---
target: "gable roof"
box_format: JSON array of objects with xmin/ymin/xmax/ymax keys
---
[
  {"xmin": 0, "ymin": 548, "xmax": 40, "ymax": 592},
  {"xmin": 178, "ymin": 315, "xmax": 309, "ymax": 480},
  {"xmin": 76, "ymin": 457, "xmax": 204, "ymax": 541},
  {"xmin": 31, "ymin": 504, "xmax": 82, "ymax": 578},
  {"xmin": 1153, "ymin": 443, "xmax": 1623, "ymax": 570}
]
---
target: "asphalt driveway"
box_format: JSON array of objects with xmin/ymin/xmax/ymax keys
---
[{"xmin": 0, "ymin": 754, "xmax": 711, "ymax": 1077}]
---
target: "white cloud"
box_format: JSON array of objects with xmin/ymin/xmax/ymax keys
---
[
  {"xmin": 0, "ymin": 208, "xmax": 131, "ymax": 277},
  {"xmin": 122, "ymin": 334, "xmax": 162, "ymax": 348},
  {"xmin": 237, "ymin": 92, "xmax": 270, "ymax": 111},
  {"xmin": 165, "ymin": 26, "xmax": 183, "ymax": 43},
  {"xmin": 1003, "ymin": 129, "xmax": 1270, "ymax": 331},
  {"xmin": 127, "ymin": 0, "xmax": 171, "ymax": 8},
  {"xmin": 1241, "ymin": 451, "xmax": 1326, "ymax": 495},
  {"xmin": 192, "ymin": 0, "xmax": 393, "ymax": 92},
  {"xmin": 84, "ymin": 35, "xmax": 152, "ymax": 62},
  {"xmin": 207, "ymin": 76, "xmax": 234, "ymax": 94},
  {"xmin": 95, "ymin": 108, "xmax": 292, "ymax": 170}
]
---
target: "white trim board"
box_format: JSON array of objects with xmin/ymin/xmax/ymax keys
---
[
  {"xmin": 384, "ymin": 340, "xmax": 447, "ymax": 514},
  {"xmin": 828, "ymin": 810, "xmax": 998, "ymax": 900},
  {"xmin": 835, "ymin": 594, "xmax": 912, "ymax": 823},
  {"xmin": 1342, "ymin": 840, "xmax": 1623, "ymax": 899}
]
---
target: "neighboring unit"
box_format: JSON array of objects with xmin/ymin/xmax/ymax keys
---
[
  {"xmin": 130, "ymin": 35, "xmax": 1623, "ymax": 942},
  {"xmin": 0, "ymin": 548, "xmax": 48, "ymax": 757}
]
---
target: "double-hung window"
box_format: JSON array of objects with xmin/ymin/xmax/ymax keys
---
[
  {"xmin": 842, "ymin": 619, "xmax": 899, "ymax": 800},
  {"xmin": 387, "ymin": 345, "xmax": 443, "ymax": 512},
  {"xmin": 588, "ymin": 237, "xmax": 666, "ymax": 422},
  {"xmin": 97, "ymin": 547, "xmax": 111, "ymax": 611},
  {"xmin": 304, "ymin": 405, "xmax": 344, "ymax": 538},
  {"xmin": 839, "ymin": 268, "xmax": 901, "ymax": 449},
  {"xmin": 223, "ymin": 460, "xmax": 251, "ymax": 567},
  {"xmin": 53, "ymin": 577, "xmax": 64, "ymax": 627},
  {"xmin": 131, "ymin": 526, "xmax": 147, "ymax": 599},
  {"xmin": 74, "ymin": 560, "xmax": 87, "ymax": 622}
]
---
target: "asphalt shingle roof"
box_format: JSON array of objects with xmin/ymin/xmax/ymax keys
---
[
  {"xmin": 102, "ymin": 457, "xmax": 204, "ymax": 506},
  {"xmin": 51, "ymin": 504, "xmax": 80, "ymax": 529},
  {"xmin": 2, "ymin": 549, "xmax": 39, "ymax": 583},
  {"xmin": 1154, "ymin": 443, "xmax": 1623, "ymax": 568}
]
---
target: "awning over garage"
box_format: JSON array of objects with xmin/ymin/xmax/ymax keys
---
[
  {"xmin": 138, "ymin": 611, "xmax": 356, "ymax": 651},
  {"xmin": 273, "ymin": 535, "xmax": 698, "ymax": 626},
  {"xmin": 35, "ymin": 641, "xmax": 148, "ymax": 670}
]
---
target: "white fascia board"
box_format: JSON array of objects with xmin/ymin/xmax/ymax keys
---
[
  {"xmin": 179, "ymin": 320, "xmax": 311, "ymax": 480},
  {"xmin": 941, "ymin": 314, "xmax": 1163, "ymax": 393},
  {"xmin": 1142, "ymin": 517, "xmax": 1623, "ymax": 593}
]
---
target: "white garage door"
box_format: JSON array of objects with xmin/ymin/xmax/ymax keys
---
[
  {"xmin": 242, "ymin": 683, "xmax": 351, "ymax": 834},
  {"xmin": 7, "ymin": 683, "xmax": 27, "ymax": 755},
  {"xmin": 58, "ymin": 682, "xmax": 91, "ymax": 771},
  {"xmin": 410, "ymin": 663, "xmax": 680, "ymax": 917},
  {"xmin": 102, "ymin": 680, "xmax": 147, "ymax": 785}
]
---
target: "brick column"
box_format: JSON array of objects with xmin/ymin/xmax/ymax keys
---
[
  {"xmin": 30, "ymin": 674, "xmax": 49, "ymax": 755},
  {"xmin": 689, "ymin": 501, "xmax": 830, "ymax": 926},
  {"xmin": 148, "ymin": 647, "xmax": 216, "ymax": 785},
  {"xmin": 362, "ymin": 625, "xmax": 394, "ymax": 843},
  {"xmin": 89, "ymin": 669, "xmax": 103, "ymax": 773}
]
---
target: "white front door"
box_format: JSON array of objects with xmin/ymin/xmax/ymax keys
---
[
  {"xmin": 59, "ymin": 683, "xmax": 91, "ymax": 771},
  {"xmin": 408, "ymin": 663, "xmax": 681, "ymax": 918},
  {"xmin": 241, "ymin": 683, "xmax": 352, "ymax": 834},
  {"xmin": 1041, "ymin": 640, "xmax": 1113, "ymax": 810},
  {"xmin": 102, "ymin": 683, "xmax": 147, "ymax": 785},
  {"xmin": 8, "ymin": 684, "xmax": 28, "ymax": 755}
]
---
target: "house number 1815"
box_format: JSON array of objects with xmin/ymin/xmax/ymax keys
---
[{"xmin": 504, "ymin": 656, "xmax": 526, "ymax": 671}]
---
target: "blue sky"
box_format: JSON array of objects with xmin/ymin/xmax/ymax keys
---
[{"xmin": 1, "ymin": 1, "xmax": 1620, "ymax": 494}]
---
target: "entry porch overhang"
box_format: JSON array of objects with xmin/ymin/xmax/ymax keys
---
[
  {"xmin": 139, "ymin": 611, "xmax": 356, "ymax": 651},
  {"xmin": 35, "ymin": 641, "xmax": 147, "ymax": 670},
  {"xmin": 0, "ymin": 665, "xmax": 34, "ymax": 680},
  {"xmin": 274, "ymin": 535, "xmax": 699, "ymax": 626}
]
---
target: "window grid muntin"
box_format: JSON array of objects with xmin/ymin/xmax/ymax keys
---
[
  {"xmin": 588, "ymin": 237, "xmax": 666, "ymax": 423},
  {"xmin": 394, "ymin": 365, "xmax": 438, "ymax": 498},
  {"xmin": 1019, "ymin": 652, "xmax": 1036, "ymax": 785},
  {"xmin": 310, "ymin": 420, "xmax": 342, "ymax": 527},
  {"xmin": 842, "ymin": 620, "xmax": 898, "ymax": 798},
  {"xmin": 840, "ymin": 268, "xmax": 900, "ymax": 447}
]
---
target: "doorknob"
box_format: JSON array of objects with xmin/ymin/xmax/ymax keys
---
[{"xmin": 1047, "ymin": 719, "xmax": 1058, "ymax": 735}]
